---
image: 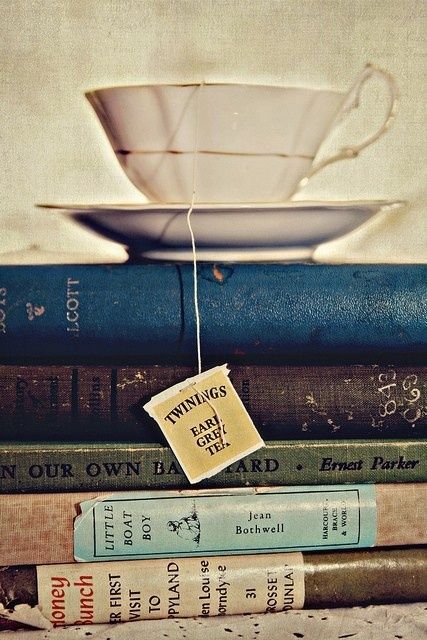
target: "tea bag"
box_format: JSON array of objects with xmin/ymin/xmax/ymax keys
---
[
  {"xmin": 144, "ymin": 83, "xmax": 264, "ymax": 483},
  {"xmin": 144, "ymin": 364, "xmax": 264, "ymax": 484}
]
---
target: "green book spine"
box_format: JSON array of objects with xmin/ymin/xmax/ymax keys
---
[
  {"xmin": 0, "ymin": 439, "xmax": 425, "ymax": 493},
  {"xmin": 1, "ymin": 364, "xmax": 425, "ymax": 441},
  {"xmin": 0, "ymin": 548, "xmax": 425, "ymax": 629}
]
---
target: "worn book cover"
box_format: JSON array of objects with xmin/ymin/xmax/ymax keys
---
[
  {"xmin": 1, "ymin": 364, "xmax": 425, "ymax": 441},
  {"xmin": 0, "ymin": 548, "xmax": 426, "ymax": 629},
  {"xmin": 0, "ymin": 483, "xmax": 425, "ymax": 566},
  {"xmin": 0, "ymin": 439, "xmax": 425, "ymax": 492}
]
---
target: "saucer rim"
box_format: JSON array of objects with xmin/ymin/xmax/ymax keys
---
[{"xmin": 37, "ymin": 199, "xmax": 405, "ymax": 214}]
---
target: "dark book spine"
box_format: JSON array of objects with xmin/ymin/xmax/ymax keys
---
[
  {"xmin": 0, "ymin": 263, "xmax": 425, "ymax": 364},
  {"xmin": 0, "ymin": 548, "xmax": 425, "ymax": 628},
  {"xmin": 1, "ymin": 364, "xmax": 425, "ymax": 440},
  {"xmin": 0, "ymin": 439, "xmax": 425, "ymax": 493}
]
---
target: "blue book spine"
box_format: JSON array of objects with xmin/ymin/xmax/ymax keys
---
[
  {"xmin": 74, "ymin": 485, "xmax": 378, "ymax": 561},
  {"xmin": 0, "ymin": 263, "xmax": 425, "ymax": 363}
]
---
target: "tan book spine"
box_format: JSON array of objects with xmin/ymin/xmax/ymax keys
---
[
  {"xmin": 0, "ymin": 548, "xmax": 426, "ymax": 629},
  {"xmin": 0, "ymin": 484, "xmax": 425, "ymax": 566},
  {"xmin": 375, "ymin": 483, "xmax": 427, "ymax": 546}
]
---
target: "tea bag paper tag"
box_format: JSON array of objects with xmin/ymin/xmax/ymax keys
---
[{"xmin": 144, "ymin": 364, "xmax": 264, "ymax": 484}]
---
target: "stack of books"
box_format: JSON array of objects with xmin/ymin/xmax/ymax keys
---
[{"xmin": 0, "ymin": 261, "xmax": 426, "ymax": 630}]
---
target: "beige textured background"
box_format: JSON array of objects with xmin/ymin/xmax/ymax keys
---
[{"xmin": 1, "ymin": 0, "xmax": 425, "ymax": 262}]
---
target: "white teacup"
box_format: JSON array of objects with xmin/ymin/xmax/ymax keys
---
[{"xmin": 86, "ymin": 64, "xmax": 398, "ymax": 203}]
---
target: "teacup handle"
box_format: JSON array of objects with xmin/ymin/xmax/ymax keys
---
[{"xmin": 300, "ymin": 63, "xmax": 399, "ymax": 186}]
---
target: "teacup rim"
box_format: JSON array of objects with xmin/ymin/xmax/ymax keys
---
[{"xmin": 84, "ymin": 80, "xmax": 346, "ymax": 97}]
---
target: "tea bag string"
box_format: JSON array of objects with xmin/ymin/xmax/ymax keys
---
[
  {"xmin": 186, "ymin": 81, "xmax": 204, "ymax": 376},
  {"xmin": 186, "ymin": 82, "xmax": 226, "ymax": 446}
]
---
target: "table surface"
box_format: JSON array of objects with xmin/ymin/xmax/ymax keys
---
[{"xmin": 1, "ymin": 603, "xmax": 426, "ymax": 639}]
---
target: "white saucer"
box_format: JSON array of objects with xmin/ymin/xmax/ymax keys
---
[
  {"xmin": 127, "ymin": 246, "xmax": 314, "ymax": 262},
  {"xmin": 39, "ymin": 200, "xmax": 403, "ymax": 261}
]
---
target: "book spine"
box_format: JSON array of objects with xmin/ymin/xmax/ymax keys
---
[
  {"xmin": 0, "ymin": 264, "xmax": 425, "ymax": 364},
  {"xmin": 0, "ymin": 484, "xmax": 424, "ymax": 565},
  {"xmin": 1, "ymin": 364, "xmax": 425, "ymax": 440},
  {"xmin": 0, "ymin": 439, "xmax": 425, "ymax": 493},
  {"xmin": 0, "ymin": 548, "xmax": 425, "ymax": 628}
]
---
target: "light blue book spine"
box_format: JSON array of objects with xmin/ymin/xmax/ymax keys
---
[{"xmin": 74, "ymin": 484, "xmax": 377, "ymax": 561}]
